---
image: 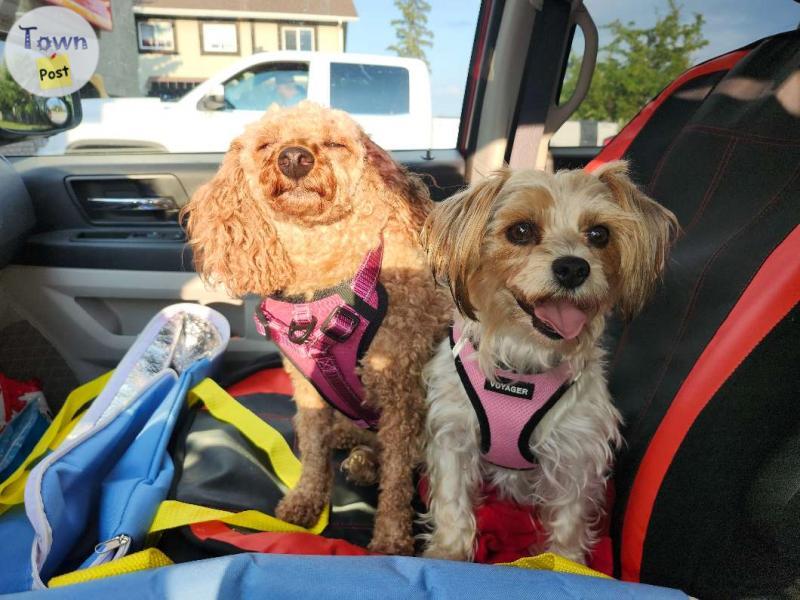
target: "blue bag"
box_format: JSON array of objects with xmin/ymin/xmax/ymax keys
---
[
  {"xmin": 2, "ymin": 553, "xmax": 690, "ymax": 600},
  {"xmin": 0, "ymin": 397, "xmax": 50, "ymax": 482},
  {"xmin": 0, "ymin": 303, "xmax": 229, "ymax": 592}
]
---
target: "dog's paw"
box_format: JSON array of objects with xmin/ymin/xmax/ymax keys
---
[
  {"xmin": 368, "ymin": 530, "xmax": 415, "ymax": 556},
  {"xmin": 368, "ymin": 537, "xmax": 414, "ymax": 556},
  {"xmin": 340, "ymin": 445, "xmax": 380, "ymax": 486},
  {"xmin": 275, "ymin": 489, "xmax": 325, "ymax": 529}
]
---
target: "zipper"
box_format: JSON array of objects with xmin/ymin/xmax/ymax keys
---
[
  {"xmin": 26, "ymin": 405, "xmax": 128, "ymax": 588},
  {"xmin": 89, "ymin": 534, "xmax": 132, "ymax": 567}
]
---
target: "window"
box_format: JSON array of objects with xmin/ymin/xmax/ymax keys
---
[
  {"xmin": 201, "ymin": 22, "xmax": 238, "ymax": 54},
  {"xmin": 549, "ymin": 0, "xmax": 800, "ymax": 150},
  {"xmin": 330, "ymin": 63, "xmax": 409, "ymax": 115},
  {"xmin": 282, "ymin": 27, "xmax": 314, "ymax": 51},
  {"xmin": 1, "ymin": 0, "xmax": 485, "ymax": 155},
  {"xmin": 223, "ymin": 63, "xmax": 309, "ymax": 110},
  {"xmin": 137, "ymin": 20, "xmax": 175, "ymax": 53}
]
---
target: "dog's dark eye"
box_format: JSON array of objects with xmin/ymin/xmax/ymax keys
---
[
  {"xmin": 506, "ymin": 222, "xmax": 539, "ymax": 245},
  {"xmin": 586, "ymin": 225, "xmax": 610, "ymax": 248},
  {"xmin": 324, "ymin": 141, "xmax": 347, "ymax": 150}
]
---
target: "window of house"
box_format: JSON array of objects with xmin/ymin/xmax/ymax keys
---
[
  {"xmin": 201, "ymin": 22, "xmax": 238, "ymax": 54},
  {"xmin": 137, "ymin": 20, "xmax": 175, "ymax": 52},
  {"xmin": 282, "ymin": 27, "xmax": 314, "ymax": 51},
  {"xmin": 330, "ymin": 63, "xmax": 409, "ymax": 115},
  {"xmin": 223, "ymin": 62, "xmax": 309, "ymax": 110}
]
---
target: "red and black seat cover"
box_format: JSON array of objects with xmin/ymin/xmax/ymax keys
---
[{"xmin": 589, "ymin": 30, "xmax": 800, "ymax": 598}]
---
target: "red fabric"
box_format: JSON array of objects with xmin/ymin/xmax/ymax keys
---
[
  {"xmin": 585, "ymin": 49, "xmax": 748, "ymax": 173},
  {"xmin": 473, "ymin": 487, "xmax": 614, "ymax": 574},
  {"xmin": 0, "ymin": 374, "xmax": 42, "ymax": 428},
  {"xmin": 225, "ymin": 368, "xmax": 293, "ymax": 398},
  {"xmin": 190, "ymin": 521, "xmax": 372, "ymax": 556},
  {"xmin": 472, "ymin": 488, "xmax": 547, "ymax": 564},
  {"xmin": 620, "ymin": 226, "xmax": 800, "ymax": 582},
  {"xmin": 417, "ymin": 477, "xmax": 614, "ymax": 575}
]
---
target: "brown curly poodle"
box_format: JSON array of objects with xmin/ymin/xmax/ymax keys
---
[{"xmin": 182, "ymin": 101, "xmax": 450, "ymax": 555}]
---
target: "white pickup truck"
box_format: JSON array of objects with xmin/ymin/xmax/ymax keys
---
[
  {"xmin": 37, "ymin": 51, "xmax": 616, "ymax": 155},
  {"xmin": 41, "ymin": 52, "xmax": 437, "ymax": 154}
]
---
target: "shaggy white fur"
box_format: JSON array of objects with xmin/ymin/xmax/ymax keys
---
[
  {"xmin": 419, "ymin": 162, "xmax": 677, "ymax": 563},
  {"xmin": 421, "ymin": 321, "xmax": 621, "ymax": 563}
]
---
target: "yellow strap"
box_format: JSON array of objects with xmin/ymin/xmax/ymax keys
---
[
  {"xmin": 48, "ymin": 548, "xmax": 173, "ymax": 588},
  {"xmin": 0, "ymin": 371, "xmax": 112, "ymax": 515},
  {"xmin": 186, "ymin": 379, "xmax": 304, "ymax": 488},
  {"xmin": 148, "ymin": 378, "xmax": 329, "ymax": 535},
  {"xmin": 500, "ymin": 552, "xmax": 611, "ymax": 579},
  {"xmin": 150, "ymin": 499, "xmax": 324, "ymax": 535}
]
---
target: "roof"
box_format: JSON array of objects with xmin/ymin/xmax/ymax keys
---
[{"xmin": 132, "ymin": 0, "xmax": 358, "ymax": 22}]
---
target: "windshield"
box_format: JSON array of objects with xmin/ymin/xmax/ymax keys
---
[
  {"xmin": 0, "ymin": 0, "xmax": 480, "ymax": 155},
  {"xmin": 1, "ymin": 1, "xmax": 798, "ymax": 156}
]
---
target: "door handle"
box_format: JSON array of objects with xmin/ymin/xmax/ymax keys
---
[{"xmin": 86, "ymin": 197, "xmax": 177, "ymax": 212}]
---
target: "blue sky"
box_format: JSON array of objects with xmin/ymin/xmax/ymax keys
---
[
  {"xmin": 346, "ymin": 0, "xmax": 800, "ymax": 117},
  {"xmin": 583, "ymin": 0, "xmax": 800, "ymax": 62},
  {"xmin": 347, "ymin": 0, "xmax": 481, "ymax": 117}
]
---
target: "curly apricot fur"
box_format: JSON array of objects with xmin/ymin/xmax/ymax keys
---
[{"xmin": 182, "ymin": 102, "xmax": 451, "ymax": 555}]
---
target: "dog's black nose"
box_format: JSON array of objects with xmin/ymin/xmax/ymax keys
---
[
  {"xmin": 278, "ymin": 146, "xmax": 314, "ymax": 179},
  {"xmin": 552, "ymin": 256, "xmax": 590, "ymax": 289}
]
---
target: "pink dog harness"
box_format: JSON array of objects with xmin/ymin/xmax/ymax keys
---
[
  {"xmin": 451, "ymin": 322, "xmax": 573, "ymax": 470},
  {"xmin": 255, "ymin": 240, "xmax": 386, "ymax": 429}
]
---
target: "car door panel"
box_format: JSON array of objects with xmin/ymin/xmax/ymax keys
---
[
  {"xmin": 1, "ymin": 264, "xmax": 266, "ymax": 382},
  {"xmin": 2, "ymin": 148, "xmax": 465, "ymax": 382},
  {"xmin": 66, "ymin": 174, "xmax": 187, "ymax": 224}
]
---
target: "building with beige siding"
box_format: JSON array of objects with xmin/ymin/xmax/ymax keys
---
[{"xmin": 132, "ymin": 0, "xmax": 357, "ymax": 98}]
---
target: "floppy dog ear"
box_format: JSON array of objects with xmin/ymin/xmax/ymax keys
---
[
  {"xmin": 422, "ymin": 169, "xmax": 511, "ymax": 321},
  {"xmin": 361, "ymin": 134, "xmax": 433, "ymax": 236},
  {"xmin": 594, "ymin": 160, "xmax": 679, "ymax": 318},
  {"xmin": 181, "ymin": 141, "xmax": 293, "ymax": 297}
]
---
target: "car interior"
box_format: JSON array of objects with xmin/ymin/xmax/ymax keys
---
[{"xmin": 0, "ymin": 0, "xmax": 797, "ymax": 598}]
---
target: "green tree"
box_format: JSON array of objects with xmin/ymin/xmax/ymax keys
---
[
  {"xmin": 0, "ymin": 68, "xmax": 33, "ymax": 123},
  {"xmin": 562, "ymin": 0, "xmax": 708, "ymax": 124},
  {"xmin": 387, "ymin": 0, "xmax": 433, "ymax": 68}
]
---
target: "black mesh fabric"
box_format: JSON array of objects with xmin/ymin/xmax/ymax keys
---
[
  {"xmin": 625, "ymin": 69, "xmax": 728, "ymax": 187},
  {"xmin": 159, "ymin": 386, "xmax": 426, "ymax": 562}
]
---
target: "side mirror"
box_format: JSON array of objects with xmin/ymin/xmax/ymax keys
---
[
  {"xmin": 197, "ymin": 84, "xmax": 227, "ymax": 111},
  {"xmin": 0, "ymin": 76, "xmax": 82, "ymax": 141},
  {"xmin": 0, "ymin": 34, "xmax": 84, "ymax": 141}
]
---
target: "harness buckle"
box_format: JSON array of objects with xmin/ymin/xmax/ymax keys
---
[
  {"xmin": 288, "ymin": 316, "xmax": 318, "ymax": 344},
  {"xmin": 320, "ymin": 306, "xmax": 360, "ymax": 342}
]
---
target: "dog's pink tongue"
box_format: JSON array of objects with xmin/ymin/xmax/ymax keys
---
[{"xmin": 534, "ymin": 299, "xmax": 588, "ymax": 340}]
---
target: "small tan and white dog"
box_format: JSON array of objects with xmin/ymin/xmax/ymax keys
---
[{"xmin": 419, "ymin": 161, "xmax": 677, "ymax": 562}]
